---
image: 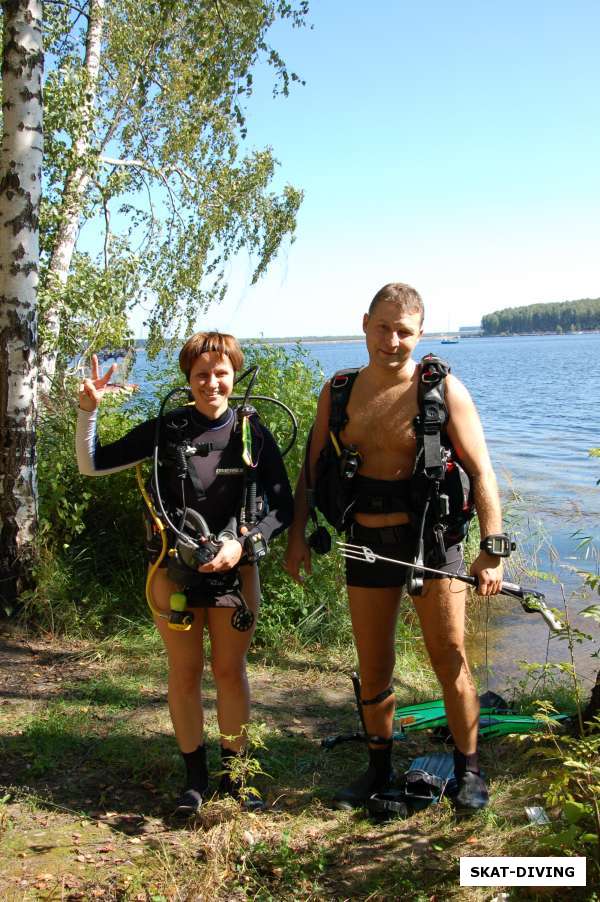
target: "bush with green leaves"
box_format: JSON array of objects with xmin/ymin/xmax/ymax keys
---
[{"xmin": 25, "ymin": 392, "xmax": 149, "ymax": 633}]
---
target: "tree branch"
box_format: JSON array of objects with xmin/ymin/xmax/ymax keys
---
[
  {"xmin": 44, "ymin": 0, "xmax": 89, "ymax": 18},
  {"xmin": 98, "ymin": 154, "xmax": 191, "ymax": 182}
]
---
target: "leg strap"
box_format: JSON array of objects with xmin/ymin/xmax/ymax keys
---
[
  {"xmin": 367, "ymin": 734, "xmax": 393, "ymax": 748},
  {"xmin": 361, "ymin": 686, "xmax": 394, "ymax": 706}
]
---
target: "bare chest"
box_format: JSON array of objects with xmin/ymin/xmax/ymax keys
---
[{"xmin": 340, "ymin": 380, "xmax": 419, "ymax": 477}]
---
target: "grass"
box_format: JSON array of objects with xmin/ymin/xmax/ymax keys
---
[{"xmin": 1, "ymin": 621, "xmax": 598, "ymax": 901}]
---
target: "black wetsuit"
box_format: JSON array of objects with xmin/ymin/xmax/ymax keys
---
[{"xmin": 76, "ymin": 404, "xmax": 294, "ymax": 601}]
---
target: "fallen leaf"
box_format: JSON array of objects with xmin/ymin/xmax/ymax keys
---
[{"xmin": 466, "ymin": 836, "xmax": 478, "ymax": 844}]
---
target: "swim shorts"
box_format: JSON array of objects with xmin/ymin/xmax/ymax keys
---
[{"xmin": 345, "ymin": 522, "xmax": 465, "ymax": 589}]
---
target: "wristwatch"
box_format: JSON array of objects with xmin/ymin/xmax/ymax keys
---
[{"xmin": 479, "ymin": 534, "xmax": 515, "ymax": 557}]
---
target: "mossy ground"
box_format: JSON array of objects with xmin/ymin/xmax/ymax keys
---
[{"xmin": 0, "ymin": 623, "xmax": 596, "ymax": 901}]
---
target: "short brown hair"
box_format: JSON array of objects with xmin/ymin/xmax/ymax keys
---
[
  {"xmin": 179, "ymin": 331, "xmax": 244, "ymax": 381},
  {"xmin": 368, "ymin": 283, "xmax": 424, "ymax": 325}
]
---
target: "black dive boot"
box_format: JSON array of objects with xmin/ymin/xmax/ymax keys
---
[
  {"xmin": 218, "ymin": 746, "xmax": 265, "ymax": 811},
  {"xmin": 452, "ymin": 749, "xmax": 489, "ymax": 813},
  {"xmin": 173, "ymin": 744, "xmax": 208, "ymax": 817},
  {"xmin": 332, "ymin": 739, "xmax": 395, "ymax": 811}
]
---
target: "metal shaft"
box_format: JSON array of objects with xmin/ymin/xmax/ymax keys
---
[{"xmin": 337, "ymin": 541, "xmax": 564, "ymax": 633}]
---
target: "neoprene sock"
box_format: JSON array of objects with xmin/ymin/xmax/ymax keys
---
[
  {"xmin": 453, "ymin": 749, "xmax": 480, "ymax": 782},
  {"xmin": 453, "ymin": 749, "xmax": 488, "ymax": 812},
  {"xmin": 182, "ymin": 743, "xmax": 208, "ymax": 793},
  {"xmin": 173, "ymin": 744, "xmax": 208, "ymax": 817},
  {"xmin": 333, "ymin": 741, "xmax": 395, "ymax": 810}
]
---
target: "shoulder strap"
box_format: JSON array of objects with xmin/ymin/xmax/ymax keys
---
[
  {"xmin": 329, "ymin": 367, "xmax": 361, "ymax": 434},
  {"xmin": 415, "ymin": 354, "xmax": 450, "ymax": 480},
  {"xmin": 238, "ymin": 407, "xmax": 262, "ymax": 528}
]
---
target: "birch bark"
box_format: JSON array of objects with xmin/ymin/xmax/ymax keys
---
[
  {"xmin": 0, "ymin": 0, "xmax": 43, "ymax": 605},
  {"xmin": 40, "ymin": 0, "xmax": 104, "ymax": 388}
]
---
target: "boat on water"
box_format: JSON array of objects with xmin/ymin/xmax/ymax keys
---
[{"xmin": 440, "ymin": 336, "xmax": 459, "ymax": 344}]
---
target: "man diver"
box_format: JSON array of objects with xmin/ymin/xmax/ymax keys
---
[{"xmin": 284, "ymin": 283, "xmax": 505, "ymax": 813}]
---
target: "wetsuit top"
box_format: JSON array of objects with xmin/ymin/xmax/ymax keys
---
[{"xmin": 76, "ymin": 405, "xmax": 293, "ymax": 543}]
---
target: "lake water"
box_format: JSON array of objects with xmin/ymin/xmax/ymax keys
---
[
  {"xmin": 288, "ymin": 332, "xmax": 600, "ymax": 547},
  {"xmin": 129, "ymin": 333, "xmax": 600, "ymax": 690}
]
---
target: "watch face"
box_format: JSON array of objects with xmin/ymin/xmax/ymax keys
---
[{"xmin": 483, "ymin": 535, "xmax": 510, "ymax": 556}]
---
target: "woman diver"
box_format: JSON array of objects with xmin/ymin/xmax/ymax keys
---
[{"xmin": 76, "ymin": 332, "xmax": 294, "ymax": 815}]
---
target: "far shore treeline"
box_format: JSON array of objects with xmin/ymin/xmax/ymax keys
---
[
  {"xmin": 125, "ymin": 297, "xmax": 600, "ymax": 349},
  {"xmin": 481, "ymin": 296, "xmax": 600, "ymax": 335}
]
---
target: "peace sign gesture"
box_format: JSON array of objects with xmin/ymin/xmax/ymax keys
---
[{"xmin": 78, "ymin": 354, "xmax": 118, "ymax": 412}]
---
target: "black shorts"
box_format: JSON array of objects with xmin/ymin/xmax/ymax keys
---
[{"xmin": 345, "ymin": 522, "xmax": 465, "ymax": 589}]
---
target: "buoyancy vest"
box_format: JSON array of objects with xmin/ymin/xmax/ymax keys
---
[
  {"xmin": 309, "ymin": 356, "xmax": 474, "ymax": 543},
  {"xmin": 143, "ymin": 404, "xmax": 267, "ymax": 586},
  {"xmin": 156, "ymin": 404, "xmax": 265, "ymax": 532}
]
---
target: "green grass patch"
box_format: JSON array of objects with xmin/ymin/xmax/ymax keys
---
[{"xmin": 61, "ymin": 673, "xmax": 153, "ymax": 710}]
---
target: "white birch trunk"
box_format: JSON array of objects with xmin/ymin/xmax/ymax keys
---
[
  {"xmin": 41, "ymin": 0, "xmax": 104, "ymax": 389},
  {"xmin": 0, "ymin": 0, "xmax": 43, "ymax": 605}
]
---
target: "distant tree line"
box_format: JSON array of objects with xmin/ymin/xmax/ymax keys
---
[{"xmin": 481, "ymin": 298, "xmax": 600, "ymax": 335}]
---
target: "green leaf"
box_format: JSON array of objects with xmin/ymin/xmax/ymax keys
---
[{"xmin": 562, "ymin": 800, "xmax": 588, "ymax": 825}]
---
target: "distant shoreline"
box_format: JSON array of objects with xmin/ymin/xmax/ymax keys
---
[{"xmin": 133, "ymin": 330, "xmax": 600, "ymax": 348}]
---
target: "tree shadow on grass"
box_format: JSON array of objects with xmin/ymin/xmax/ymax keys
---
[{"xmin": 0, "ymin": 683, "xmax": 374, "ymax": 827}]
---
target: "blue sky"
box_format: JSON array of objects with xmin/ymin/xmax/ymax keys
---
[{"xmin": 134, "ymin": 0, "xmax": 600, "ymax": 337}]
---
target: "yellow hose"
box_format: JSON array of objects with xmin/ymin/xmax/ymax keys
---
[
  {"xmin": 136, "ymin": 464, "xmax": 170, "ymax": 621},
  {"xmin": 329, "ymin": 430, "xmax": 342, "ymax": 457}
]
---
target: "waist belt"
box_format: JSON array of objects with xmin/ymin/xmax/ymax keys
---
[{"xmin": 349, "ymin": 522, "xmax": 413, "ymax": 546}]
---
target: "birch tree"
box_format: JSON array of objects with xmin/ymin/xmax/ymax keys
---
[
  {"xmin": 0, "ymin": 0, "xmax": 43, "ymax": 606},
  {"xmin": 41, "ymin": 0, "xmax": 307, "ymax": 386}
]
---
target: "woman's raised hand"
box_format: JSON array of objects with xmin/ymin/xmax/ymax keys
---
[{"xmin": 78, "ymin": 354, "xmax": 118, "ymax": 411}]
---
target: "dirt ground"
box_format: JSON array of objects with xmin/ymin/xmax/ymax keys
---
[
  {"xmin": 1, "ymin": 622, "xmax": 431, "ymax": 901},
  {"xmin": 0, "ymin": 622, "xmax": 593, "ymax": 901}
]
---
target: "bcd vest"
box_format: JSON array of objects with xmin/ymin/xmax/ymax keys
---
[{"xmin": 309, "ymin": 356, "xmax": 474, "ymax": 545}]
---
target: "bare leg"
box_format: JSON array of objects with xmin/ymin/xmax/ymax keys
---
[
  {"xmin": 412, "ymin": 578, "xmax": 479, "ymax": 754},
  {"xmin": 207, "ymin": 564, "xmax": 260, "ymax": 752},
  {"xmin": 347, "ymin": 585, "xmax": 402, "ymax": 741},
  {"xmin": 332, "ymin": 585, "xmax": 402, "ymax": 808},
  {"xmin": 151, "ymin": 567, "xmax": 206, "ymax": 753}
]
